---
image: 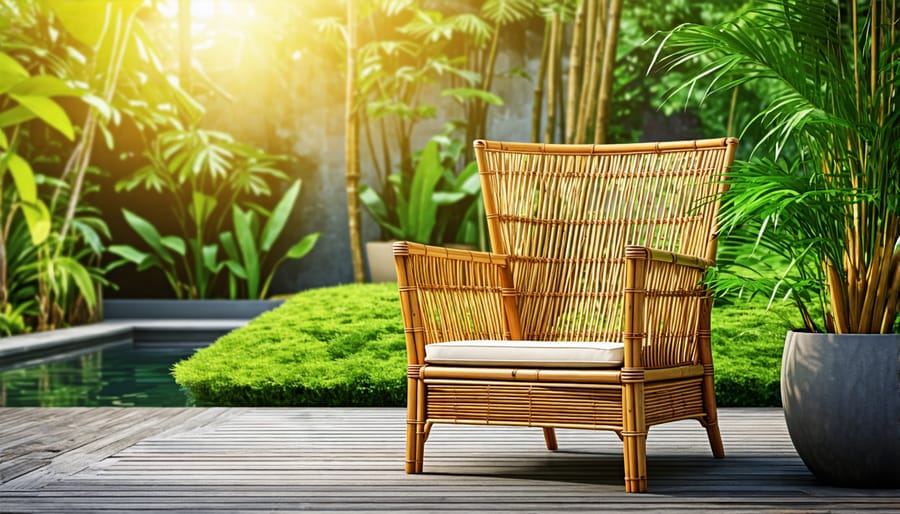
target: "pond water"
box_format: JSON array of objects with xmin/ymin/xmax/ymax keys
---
[{"xmin": 0, "ymin": 343, "xmax": 199, "ymax": 407}]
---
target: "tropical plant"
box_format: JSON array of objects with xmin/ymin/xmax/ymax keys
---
[
  {"xmin": 0, "ymin": 0, "xmax": 191, "ymax": 332},
  {"xmin": 0, "ymin": 41, "xmax": 107, "ymax": 333},
  {"xmin": 359, "ymin": 139, "xmax": 479, "ymax": 245},
  {"xmin": 323, "ymin": 0, "xmax": 520, "ymax": 278},
  {"xmin": 218, "ymin": 181, "xmax": 319, "ymax": 300},
  {"xmin": 656, "ymin": 0, "xmax": 900, "ymax": 334},
  {"xmin": 111, "ymin": 127, "xmax": 317, "ymax": 299}
]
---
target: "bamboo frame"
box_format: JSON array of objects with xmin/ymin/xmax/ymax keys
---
[{"xmin": 394, "ymin": 137, "xmax": 739, "ymax": 492}]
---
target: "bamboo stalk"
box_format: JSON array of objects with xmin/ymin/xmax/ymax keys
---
[
  {"xmin": 858, "ymin": 238, "xmax": 882, "ymax": 332},
  {"xmin": 345, "ymin": 0, "xmax": 365, "ymax": 283},
  {"xmin": 593, "ymin": 0, "xmax": 623, "ymax": 144},
  {"xmin": 531, "ymin": 21, "xmax": 552, "ymax": 143},
  {"xmin": 826, "ymin": 260, "xmax": 851, "ymax": 333},
  {"xmin": 564, "ymin": 0, "xmax": 587, "ymax": 144},
  {"xmin": 847, "ymin": 251, "xmax": 861, "ymax": 332},
  {"xmin": 544, "ymin": 11, "xmax": 561, "ymax": 143},
  {"xmin": 575, "ymin": 0, "xmax": 604, "ymax": 143},
  {"xmin": 880, "ymin": 250, "xmax": 900, "ymax": 332}
]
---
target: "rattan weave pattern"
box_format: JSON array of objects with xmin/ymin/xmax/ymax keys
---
[
  {"xmin": 478, "ymin": 140, "xmax": 729, "ymax": 348},
  {"xmin": 426, "ymin": 382, "xmax": 623, "ymax": 429}
]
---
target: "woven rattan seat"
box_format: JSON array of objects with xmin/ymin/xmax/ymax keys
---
[{"xmin": 393, "ymin": 137, "xmax": 739, "ymax": 492}]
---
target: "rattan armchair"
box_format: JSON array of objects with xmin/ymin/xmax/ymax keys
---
[{"xmin": 394, "ymin": 137, "xmax": 738, "ymax": 492}]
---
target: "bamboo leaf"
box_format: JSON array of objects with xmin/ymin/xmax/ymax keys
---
[
  {"xmin": 9, "ymin": 94, "xmax": 75, "ymax": 140},
  {"xmin": 7, "ymin": 153, "xmax": 50, "ymax": 244},
  {"xmin": 0, "ymin": 51, "xmax": 28, "ymax": 81},
  {"xmin": 0, "ymin": 105, "xmax": 37, "ymax": 129},
  {"xmin": 441, "ymin": 88, "xmax": 504, "ymax": 106}
]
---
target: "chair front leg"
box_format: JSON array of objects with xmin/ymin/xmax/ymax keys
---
[
  {"xmin": 405, "ymin": 374, "xmax": 421, "ymax": 474},
  {"xmin": 622, "ymin": 376, "xmax": 648, "ymax": 492},
  {"xmin": 414, "ymin": 377, "xmax": 427, "ymax": 473}
]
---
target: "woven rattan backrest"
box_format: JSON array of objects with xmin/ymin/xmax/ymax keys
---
[{"xmin": 474, "ymin": 138, "xmax": 737, "ymax": 343}]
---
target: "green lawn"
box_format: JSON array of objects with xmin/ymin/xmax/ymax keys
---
[{"xmin": 173, "ymin": 283, "xmax": 797, "ymax": 407}]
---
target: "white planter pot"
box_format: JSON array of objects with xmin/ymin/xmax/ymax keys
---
[
  {"xmin": 781, "ymin": 330, "xmax": 900, "ymax": 487},
  {"xmin": 365, "ymin": 241, "xmax": 397, "ymax": 283}
]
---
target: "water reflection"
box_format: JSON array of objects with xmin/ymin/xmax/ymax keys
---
[{"xmin": 0, "ymin": 343, "xmax": 198, "ymax": 407}]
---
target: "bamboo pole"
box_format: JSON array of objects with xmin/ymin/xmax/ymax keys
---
[
  {"xmin": 593, "ymin": 0, "xmax": 622, "ymax": 144},
  {"xmin": 575, "ymin": 0, "xmax": 604, "ymax": 143},
  {"xmin": 564, "ymin": 0, "xmax": 587, "ymax": 143},
  {"xmin": 531, "ymin": 21, "xmax": 551, "ymax": 143},
  {"xmin": 544, "ymin": 11, "xmax": 561, "ymax": 143},
  {"xmin": 345, "ymin": 0, "xmax": 365, "ymax": 283}
]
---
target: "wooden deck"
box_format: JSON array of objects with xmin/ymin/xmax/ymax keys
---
[{"xmin": 1, "ymin": 407, "xmax": 898, "ymax": 513}]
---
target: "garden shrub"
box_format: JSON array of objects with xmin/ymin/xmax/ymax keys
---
[{"xmin": 174, "ymin": 283, "xmax": 795, "ymax": 407}]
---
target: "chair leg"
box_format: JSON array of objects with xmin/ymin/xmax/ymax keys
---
[
  {"xmin": 622, "ymin": 429, "xmax": 648, "ymax": 493},
  {"xmin": 405, "ymin": 377, "xmax": 420, "ymax": 473},
  {"xmin": 622, "ymin": 432, "xmax": 648, "ymax": 493},
  {"xmin": 542, "ymin": 427, "xmax": 558, "ymax": 450},
  {"xmin": 622, "ymin": 382, "xmax": 648, "ymax": 493},
  {"xmin": 414, "ymin": 379, "xmax": 427, "ymax": 473},
  {"xmin": 702, "ymin": 417, "xmax": 725, "ymax": 459},
  {"xmin": 701, "ymin": 366, "xmax": 725, "ymax": 458}
]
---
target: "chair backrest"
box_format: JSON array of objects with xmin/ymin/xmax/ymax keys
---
[{"xmin": 474, "ymin": 138, "xmax": 738, "ymax": 344}]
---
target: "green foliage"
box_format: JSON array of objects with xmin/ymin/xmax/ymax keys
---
[
  {"xmin": 657, "ymin": 0, "xmax": 900, "ymax": 333},
  {"xmin": 603, "ymin": 0, "xmax": 752, "ymax": 144},
  {"xmin": 173, "ymin": 283, "xmax": 406, "ymax": 406},
  {"xmin": 0, "ymin": 49, "xmax": 80, "ymax": 245},
  {"xmin": 0, "ymin": 14, "xmax": 113, "ymax": 333},
  {"xmin": 359, "ymin": 139, "xmax": 476, "ymax": 244},
  {"xmin": 174, "ymin": 283, "xmax": 789, "ymax": 407},
  {"xmin": 221, "ymin": 181, "xmax": 320, "ymax": 299},
  {"xmin": 113, "ymin": 126, "xmax": 317, "ymax": 299},
  {"xmin": 324, "ymin": 0, "xmax": 521, "ymax": 244}
]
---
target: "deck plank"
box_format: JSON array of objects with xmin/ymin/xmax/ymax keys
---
[{"xmin": 1, "ymin": 407, "xmax": 898, "ymax": 512}]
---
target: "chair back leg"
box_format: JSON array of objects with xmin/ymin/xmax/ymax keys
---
[{"xmin": 542, "ymin": 427, "xmax": 559, "ymax": 450}]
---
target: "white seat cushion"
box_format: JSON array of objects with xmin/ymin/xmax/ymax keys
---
[{"xmin": 424, "ymin": 340, "xmax": 624, "ymax": 369}]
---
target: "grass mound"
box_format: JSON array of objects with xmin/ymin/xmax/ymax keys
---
[
  {"xmin": 709, "ymin": 298, "xmax": 797, "ymax": 406},
  {"xmin": 174, "ymin": 283, "xmax": 796, "ymax": 407},
  {"xmin": 173, "ymin": 283, "xmax": 406, "ymax": 406}
]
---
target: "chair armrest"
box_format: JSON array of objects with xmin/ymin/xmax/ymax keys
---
[
  {"xmin": 625, "ymin": 245, "xmax": 713, "ymax": 270},
  {"xmin": 393, "ymin": 242, "xmax": 521, "ymax": 366},
  {"xmin": 623, "ymin": 245, "xmax": 712, "ymax": 369}
]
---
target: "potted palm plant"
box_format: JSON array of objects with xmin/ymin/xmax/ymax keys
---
[{"xmin": 657, "ymin": 0, "xmax": 899, "ymax": 487}]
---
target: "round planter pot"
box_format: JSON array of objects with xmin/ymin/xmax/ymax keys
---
[
  {"xmin": 781, "ymin": 330, "xmax": 900, "ymax": 487},
  {"xmin": 365, "ymin": 241, "xmax": 397, "ymax": 283}
]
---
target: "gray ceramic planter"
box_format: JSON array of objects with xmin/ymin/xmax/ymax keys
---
[{"xmin": 781, "ymin": 330, "xmax": 900, "ymax": 487}]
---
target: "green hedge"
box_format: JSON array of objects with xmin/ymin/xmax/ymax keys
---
[{"xmin": 173, "ymin": 283, "xmax": 797, "ymax": 407}]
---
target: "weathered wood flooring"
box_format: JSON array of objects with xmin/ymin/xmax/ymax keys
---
[{"xmin": 1, "ymin": 407, "xmax": 898, "ymax": 513}]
